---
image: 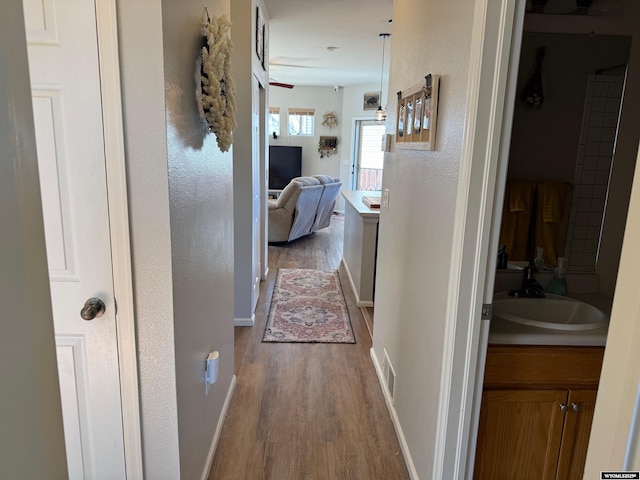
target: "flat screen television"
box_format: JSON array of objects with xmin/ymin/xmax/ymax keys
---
[{"xmin": 269, "ymin": 146, "xmax": 302, "ymax": 190}]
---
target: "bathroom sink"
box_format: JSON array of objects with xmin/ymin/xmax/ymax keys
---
[{"xmin": 492, "ymin": 292, "xmax": 609, "ymax": 331}]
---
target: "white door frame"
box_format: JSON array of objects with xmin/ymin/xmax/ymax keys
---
[
  {"xmin": 434, "ymin": 0, "xmax": 525, "ymax": 478},
  {"xmin": 94, "ymin": 1, "xmax": 142, "ymax": 477}
]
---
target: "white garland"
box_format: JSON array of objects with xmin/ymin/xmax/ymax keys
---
[{"xmin": 199, "ymin": 15, "xmax": 237, "ymax": 152}]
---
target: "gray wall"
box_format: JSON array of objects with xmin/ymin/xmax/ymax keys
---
[
  {"xmin": 119, "ymin": 0, "xmax": 235, "ymax": 478},
  {"xmin": 232, "ymin": 0, "xmax": 269, "ymax": 323},
  {"xmin": 371, "ymin": 0, "xmax": 474, "ymax": 476},
  {"xmin": 268, "ymin": 85, "xmax": 344, "ymax": 178},
  {"xmin": 0, "ymin": 1, "xmax": 68, "ymax": 476}
]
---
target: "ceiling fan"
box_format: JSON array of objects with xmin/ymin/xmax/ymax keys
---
[{"xmin": 269, "ymin": 79, "xmax": 295, "ymax": 89}]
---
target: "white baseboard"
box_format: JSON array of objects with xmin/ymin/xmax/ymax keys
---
[
  {"xmin": 200, "ymin": 374, "xmax": 236, "ymax": 480},
  {"xmin": 370, "ymin": 348, "xmax": 419, "ymax": 480},
  {"xmin": 340, "ymin": 258, "xmax": 360, "ymax": 302},
  {"xmin": 234, "ymin": 314, "xmax": 255, "ymax": 327},
  {"xmin": 262, "ymin": 266, "xmax": 269, "ymax": 281},
  {"xmin": 340, "ymin": 259, "xmax": 374, "ymax": 307}
]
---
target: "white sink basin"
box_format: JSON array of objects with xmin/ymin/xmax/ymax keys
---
[{"xmin": 492, "ymin": 292, "xmax": 609, "ymax": 331}]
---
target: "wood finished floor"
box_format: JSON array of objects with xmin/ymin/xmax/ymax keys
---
[{"xmin": 208, "ymin": 215, "xmax": 409, "ymax": 479}]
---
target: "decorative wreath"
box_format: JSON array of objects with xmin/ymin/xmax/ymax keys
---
[
  {"xmin": 322, "ymin": 111, "xmax": 338, "ymax": 129},
  {"xmin": 198, "ymin": 14, "xmax": 237, "ymax": 152}
]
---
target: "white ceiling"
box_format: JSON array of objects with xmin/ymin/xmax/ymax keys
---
[{"xmin": 263, "ymin": 0, "xmax": 394, "ymax": 87}]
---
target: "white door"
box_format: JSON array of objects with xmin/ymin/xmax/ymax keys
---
[{"xmin": 23, "ymin": 0, "xmax": 126, "ymax": 478}]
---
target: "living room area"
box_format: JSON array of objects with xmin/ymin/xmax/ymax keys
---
[{"xmin": 266, "ymin": 87, "xmax": 385, "ymax": 336}]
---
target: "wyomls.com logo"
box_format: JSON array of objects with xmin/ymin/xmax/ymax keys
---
[{"xmin": 601, "ymin": 473, "xmax": 640, "ymax": 479}]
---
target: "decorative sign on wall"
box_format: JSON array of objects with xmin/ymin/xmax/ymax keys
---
[
  {"xmin": 363, "ymin": 91, "xmax": 381, "ymax": 111},
  {"xmin": 395, "ymin": 74, "xmax": 440, "ymax": 151}
]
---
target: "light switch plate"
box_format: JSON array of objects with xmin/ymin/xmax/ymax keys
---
[{"xmin": 382, "ymin": 133, "xmax": 393, "ymax": 152}]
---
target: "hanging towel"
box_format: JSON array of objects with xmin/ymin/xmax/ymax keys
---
[
  {"xmin": 535, "ymin": 182, "xmax": 573, "ymax": 266},
  {"xmin": 541, "ymin": 182, "xmax": 571, "ymax": 223},
  {"xmin": 508, "ymin": 181, "xmax": 536, "ymax": 213},
  {"xmin": 500, "ymin": 181, "xmax": 536, "ymax": 261}
]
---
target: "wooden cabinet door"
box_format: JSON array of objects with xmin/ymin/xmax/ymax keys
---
[
  {"xmin": 474, "ymin": 389, "xmax": 568, "ymax": 480},
  {"xmin": 556, "ymin": 389, "xmax": 598, "ymax": 480}
]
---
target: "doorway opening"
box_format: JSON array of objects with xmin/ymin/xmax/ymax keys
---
[
  {"xmin": 353, "ymin": 120, "xmax": 386, "ymax": 191},
  {"xmin": 472, "ymin": 17, "xmax": 636, "ymax": 480}
]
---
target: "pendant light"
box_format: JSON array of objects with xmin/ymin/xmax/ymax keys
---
[{"xmin": 374, "ymin": 33, "xmax": 390, "ymax": 124}]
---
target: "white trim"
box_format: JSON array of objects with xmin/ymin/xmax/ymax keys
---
[
  {"xmin": 370, "ymin": 348, "xmax": 419, "ymax": 480},
  {"xmin": 465, "ymin": 3, "xmax": 526, "ymax": 477},
  {"xmin": 464, "ymin": 320, "xmax": 491, "ymax": 480},
  {"xmin": 200, "ymin": 375, "xmax": 237, "ymax": 480},
  {"xmin": 349, "ymin": 116, "xmax": 377, "ymax": 191},
  {"xmin": 432, "ymin": 0, "xmax": 488, "ymax": 474},
  {"xmin": 234, "ymin": 315, "xmax": 255, "ymax": 327},
  {"xmin": 433, "ymin": 0, "xmax": 522, "ymax": 478},
  {"xmin": 95, "ymin": 1, "xmax": 143, "ymax": 478},
  {"xmin": 339, "ymin": 258, "xmax": 373, "ymax": 307}
]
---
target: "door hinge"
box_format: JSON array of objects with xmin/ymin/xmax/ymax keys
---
[
  {"xmin": 114, "ymin": 297, "xmax": 118, "ymax": 315},
  {"xmin": 481, "ymin": 303, "xmax": 492, "ymax": 320}
]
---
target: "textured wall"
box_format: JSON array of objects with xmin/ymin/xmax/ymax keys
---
[
  {"xmin": 371, "ymin": 0, "xmax": 474, "ymax": 476},
  {"xmin": 162, "ymin": 1, "xmax": 235, "ymax": 479},
  {"xmin": 119, "ymin": 0, "xmax": 235, "ymax": 478}
]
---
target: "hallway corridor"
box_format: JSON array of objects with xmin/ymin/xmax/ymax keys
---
[{"xmin": 209, "ymin": 215, "xmax": 409, "ymax": 479}]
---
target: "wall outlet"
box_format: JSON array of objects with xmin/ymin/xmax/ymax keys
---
[{"xmin": 204, "ymin": 351, "xmax": 219, "ymax": 396}]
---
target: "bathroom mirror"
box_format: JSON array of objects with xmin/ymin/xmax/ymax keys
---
[{"xmin": 499, "ymin": 31, "xmax": 632, "ymax": 272}]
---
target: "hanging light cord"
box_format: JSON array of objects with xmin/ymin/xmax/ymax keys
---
[{"xmin": 379, "ymin": 33, "xmax": 389, "ymax": 105}]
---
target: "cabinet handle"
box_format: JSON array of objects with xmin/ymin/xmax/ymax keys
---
[
  {"xmin": 571, "ymin": 402, "xmax": 581, "ymax": 412},
  {"xmin": 559, "ymin": 403, "xmax": 569, "ymax": 412}
]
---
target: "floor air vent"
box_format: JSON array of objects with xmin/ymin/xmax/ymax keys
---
[{"xmin": 383, "ymin": 349, "xmax": 396, "ymax": 403}]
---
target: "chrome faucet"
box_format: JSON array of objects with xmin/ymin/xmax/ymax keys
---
[{"xmin": 509, "ymin": 260, "xmax": 545, "ymax": 298}]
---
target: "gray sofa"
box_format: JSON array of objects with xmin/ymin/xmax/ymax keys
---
[{"xmin": 268, "ymin": 175, "xmax": 342, "ymax": 243}]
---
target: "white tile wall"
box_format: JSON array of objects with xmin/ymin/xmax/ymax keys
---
[{"xmin": 564, "ymin": 74, "xmax": 624, "ymax": 271}]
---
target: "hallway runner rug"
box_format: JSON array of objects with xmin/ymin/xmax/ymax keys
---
[{"xmin": 263, "ymin": 268, "xmax": 355, "ymax": 343}]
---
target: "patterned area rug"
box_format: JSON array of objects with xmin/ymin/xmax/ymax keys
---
[{"xmin": 263, "ymin": 268, "xmax": 355, "ymax": 343}]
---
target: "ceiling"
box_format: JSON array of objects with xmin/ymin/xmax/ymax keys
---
[{"xmin": 263, "ymin": 0, "xmax": 394, "ymax": 88}]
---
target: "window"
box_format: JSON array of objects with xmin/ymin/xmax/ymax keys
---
[
  {"xmin": 268, "ymin": 107, "xmax": 280, "ymax": 137},
  {"xmin": 288, "ymin": 108, "xmax": 315, "ymax": 136}
]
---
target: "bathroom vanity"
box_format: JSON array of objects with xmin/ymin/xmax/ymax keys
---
[{"xmin": 473, "ymin": 294, "xmax": 610, "ymax": 480}]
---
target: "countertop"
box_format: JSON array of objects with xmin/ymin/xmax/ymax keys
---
[
  {"xmin": 488, "ymin": 292, "xmax": 613, "ymax": 346},
  {"xmin": 341, "ymin": 190, "xmax": 382, "ymax": 218}
]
